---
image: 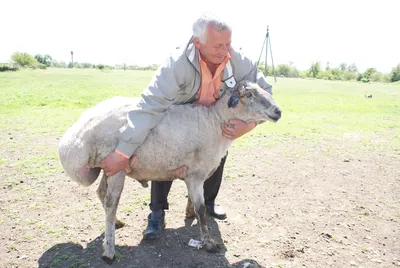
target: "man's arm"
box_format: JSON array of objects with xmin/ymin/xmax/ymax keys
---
[
  {"xmin": 102, "ymin": 57, "xmax": 182, "ymax": 176},
  {"xmin": 117, "ymin": 59, "xmax": 182, "ymax": 156}
]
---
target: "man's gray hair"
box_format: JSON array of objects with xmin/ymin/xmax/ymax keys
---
[{"xmin": 192, "ymin": 13, "xmax": 232, "ymax": 44}]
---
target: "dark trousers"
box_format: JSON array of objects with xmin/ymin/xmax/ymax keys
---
[{"xmin": 149, "ymin": 154, "xmax": 227, "ymax": 212}]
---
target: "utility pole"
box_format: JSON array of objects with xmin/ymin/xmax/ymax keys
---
[{"xmin": 257, "ymin": 26, "xmax": 276, "ymax": 82}]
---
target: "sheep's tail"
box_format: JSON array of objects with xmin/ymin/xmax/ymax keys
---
[{"xmin": 58, "ymin": 134, "xmax": 102, "ymax": 187}]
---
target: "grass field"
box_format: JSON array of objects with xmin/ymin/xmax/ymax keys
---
[
  {"xmin": 2, "ymin": 68, "xmax": 399, "ymax": 133},
  {"xmin": 0, "ymin": 68, "xmax": 399, "ymax": 267}
]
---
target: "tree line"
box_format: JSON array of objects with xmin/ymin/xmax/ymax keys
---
[
  {"xmin": 259, "ymin": 61, "xmax": 400, "ymax": 83},
  {"xmin": 2, "ymin": 51, "xmax": 400, "ymax": 83}
]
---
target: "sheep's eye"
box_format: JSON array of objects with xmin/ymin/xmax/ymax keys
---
[{"xmin": 245, "ymin": 92, "xmax": 253, "ymax": 98}]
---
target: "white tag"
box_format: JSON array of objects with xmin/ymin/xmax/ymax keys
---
[
  {"xmin": 188, "ymin": 239, "xmax": 202, "ymax": 249},
  {"xmin": 225, "ymin": 76, "xmax": 236, "ymax": 88}
]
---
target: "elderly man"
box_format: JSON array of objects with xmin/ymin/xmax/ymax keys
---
[{"xmin": 101, "ymin": 13, "xmax": 273, "ymax": 239}]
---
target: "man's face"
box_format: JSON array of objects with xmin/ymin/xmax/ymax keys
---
[{"xmin": 194, "ymin": 25, "xmax": 232, "ymax": 65}]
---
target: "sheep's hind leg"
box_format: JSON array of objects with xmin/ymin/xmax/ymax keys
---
[
  {"xmin": 185, "ymin": 176, "xmax": 218, "ymax": 253},
  {"xmin": 98, "ymin": 172, "xmax": 125, "ymax": 264},
  {"xmin": 97, "ymin": 173, "xmax": 126, "ymax": 229}
]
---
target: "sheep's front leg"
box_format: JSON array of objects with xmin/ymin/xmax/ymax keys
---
[
  {"xmin": 185, "ymin": 196, "xmax": 196, "ymax": 219},
  {"xmin": 97, "ymin": 173, "xmax": 125, "ymax": 229},
  {"xmin": 185, "ymin": 177, "xmax": 218, "ymax": 253},
  {"xmin": 100, "ymin": 172, "xmax": 125, "ymax": 264}
]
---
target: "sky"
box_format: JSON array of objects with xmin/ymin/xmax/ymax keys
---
[{"xmin": 1, "ymin": 0, "xmax": 399, "ymax": 73}]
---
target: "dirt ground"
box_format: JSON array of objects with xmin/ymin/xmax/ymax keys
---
[{"xmin": 0, "ymin": 132, "xmax": 399, "ymax": 268}]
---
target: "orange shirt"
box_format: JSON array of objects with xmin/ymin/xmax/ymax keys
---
[{"xmin": 194, "ymin": 51, "xmax": 231, "ymax": 107}]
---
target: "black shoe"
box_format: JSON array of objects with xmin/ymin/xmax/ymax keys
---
[
  {"xmin": 143, "ymin": 210, "xmax": 165, "ymax": 240},
  {"xmin": 206, "ymin": 204, "xmax": 227, "ymax": 220}
]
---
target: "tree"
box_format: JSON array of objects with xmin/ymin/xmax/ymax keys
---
[
  {"xmin": 347, "ymin": 63, "xmax": 358, "ymax": 73},
  {"xmin": 339, "ymin": 63, "xmax": 348, "ymax": 71},
  {"xmin": 325, "ymin": 61, "xmax": 330, "ymax": 71},
  {"xmin": 276, "ymin": 64, "xmax": 291, "ymax": 77},
  {"xmin": 34, "ymin": 54, "xmax": 52, "ymax": 67},
  {"xmin": 309, "ymin": 61, "xmax": 321, "ymax": 78},
  {"xmin": 358, "ymin": 68, "xmax": 377, "ymax": 82},
  {"xmin": 390, "ymin": 64, "xmax": 400, "ymax": 82},
  {"xmin": 11, "ymin": 52, "xmax": 38, "ymax": 67}
]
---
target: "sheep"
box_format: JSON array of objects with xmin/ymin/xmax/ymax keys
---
[{"xmin": 58, "ymin": 80, "xmax": 282, "ymax": 263}]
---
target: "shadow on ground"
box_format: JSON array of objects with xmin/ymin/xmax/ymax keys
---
[{"xmin": 38, "ymin": 217, "xmax": 264, "ymax": 268}]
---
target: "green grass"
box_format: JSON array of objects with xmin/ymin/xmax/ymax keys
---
[
  {"xmin": 0, "ymin": 68, "xmax": 399, "ymax": 178},
  {"xmin": 235, "ymin": 77, "xmax": 400, "ymax": 150}
]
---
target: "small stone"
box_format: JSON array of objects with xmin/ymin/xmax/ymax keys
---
[
  {"xmin": 344, "ymin": 159, "xmax": 350, "ymax": 162},
  {"xmin": 350, "ymin": 260, "xmax": 356, "ymax": 266}
]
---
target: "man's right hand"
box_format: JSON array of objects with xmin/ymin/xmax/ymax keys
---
[{"xmin": 101, "ymin": 152, "xmax": 131, "ymax": 177}]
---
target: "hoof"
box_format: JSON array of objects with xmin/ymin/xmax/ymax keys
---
[
  {"xmin": 185, "ymin": 210, "xmax": 196, "ymax": 219},
  {"xmin": 115, "ymin": 219, "xmax": 125, "ymax": 229},
  {"xmin": 101, "ymin": 255, "xmax": 115, "ymax": 265},
  {"xmin": 203, "ymin": 240, "xmax": 219, "ymax": 253}
]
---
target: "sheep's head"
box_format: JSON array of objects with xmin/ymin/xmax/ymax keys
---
[{"xmin": 227, "ymin": 80, "xmax": 282, "ymax": 124}]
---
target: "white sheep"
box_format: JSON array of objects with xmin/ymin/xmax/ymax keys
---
[{"xmin": 58, "ymin": 80, "xmax": 282, "ymax": 263}]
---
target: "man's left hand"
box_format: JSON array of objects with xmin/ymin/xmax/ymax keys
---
[{"xmin": 221, "ymin": 119, "xmax": 257, "ymax": 140}]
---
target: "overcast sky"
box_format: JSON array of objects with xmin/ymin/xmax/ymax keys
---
[{"xmin": 1, "ymin": 0, "xmax": 399, "ymax": 72}]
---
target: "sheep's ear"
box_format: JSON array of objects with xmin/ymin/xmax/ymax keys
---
[
  {"xmin": 228, "ymin": 92, "xmax": 239, "ymax": 108},
  {"xmin": 237, "ymin": 81, "xmax": 248, "ymax": 97}
]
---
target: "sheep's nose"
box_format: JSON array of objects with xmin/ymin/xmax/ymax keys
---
[{"xmin": 274, "ymin": 108, "xmax": 282, "ymax": 117}]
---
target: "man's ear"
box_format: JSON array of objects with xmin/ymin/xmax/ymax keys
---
[{"xmin": 193, "ymin": 37, "xmax": 201, "ymax": 49}]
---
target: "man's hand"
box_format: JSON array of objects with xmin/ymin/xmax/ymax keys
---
[
  {"xmin": 221, "ymin": 119, "xmax": 257, "ymax": 140},
  {"xmin": 222, "ymin": 120, "xmax": 257, "ymax": 140},
  {"xmin": 101, "ymin": 152, "xmax": 131, "ymax": 177}
]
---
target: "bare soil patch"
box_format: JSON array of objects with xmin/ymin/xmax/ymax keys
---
[{"xmin": 0, "ymin": 134, "xmax": 399, "ymax": 268}]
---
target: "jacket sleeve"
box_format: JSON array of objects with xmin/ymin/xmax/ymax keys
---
[
  {"xmin": 233, "ymin": 50, "xmax": 273, "ymax": 95},
  {"xmin": 116, "ymin": 57, "xmax": 182, "ymax": 157},
  {"xmin": 243, "ymin": 63, "xmax": 273, "ymax": 95}
]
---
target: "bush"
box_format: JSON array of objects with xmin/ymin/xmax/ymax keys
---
[
  {"xmin": 80, "ymin": 62, "xmax": 93, "ymax": 68},
  {"xmin": 361, "ymin": 77, "xmax": 369, "ymax": 83},
  {"xmin": 370, "ymin": 72, "xmax": 382, "ymax": 82},
  {"xmin": 343, "ymin": 71, "xmax": 357, "ymax": 81},
  {"xmin": 382, "ymin": 73, "xmax": 392, "ymax": 83},
  {"xmin": 11, "ymin": 52, "xmax": 38, "ymax": 67},
  {"xmin": 0, "ymin": 64, "xmax": 19, "ymax": 72},
  {"xmin": 317, "ymin": 70, "xmax": 334, "ymax": 80},
  {"xmin": 51, "ymin": 60, "xmax": 67, "ymax": 68}
]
